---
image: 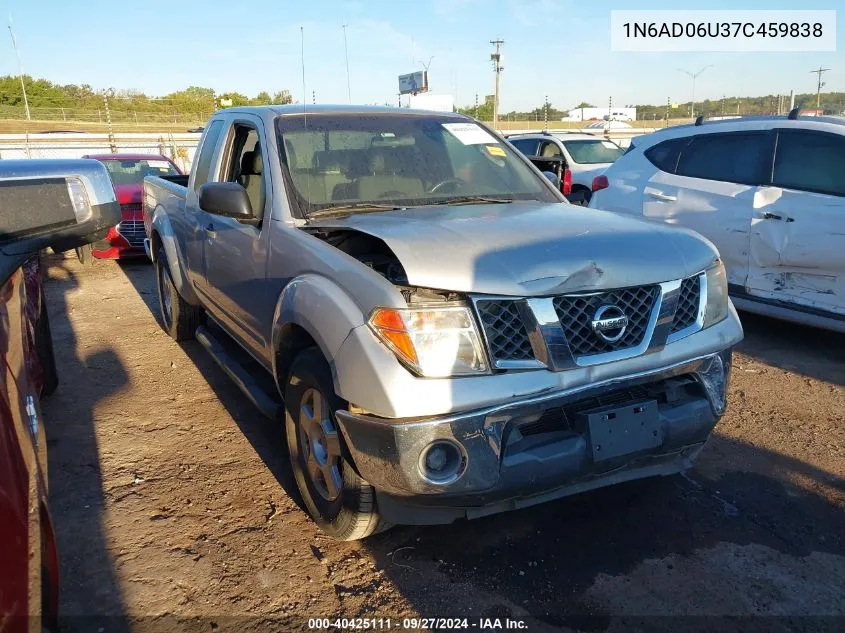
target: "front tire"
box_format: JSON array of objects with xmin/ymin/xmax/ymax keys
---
[
  {"xmin": 155, "ymin": 247, "xmax": 203, "ymax": 341},
  {"xmin": 284, "ymin": 347, "xmax": 389, "ymax": 540}
]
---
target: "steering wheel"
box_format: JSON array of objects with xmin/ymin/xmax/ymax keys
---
[{"xmin": 428, "ymin": 178, "xmax": 466, "ymax": 194}]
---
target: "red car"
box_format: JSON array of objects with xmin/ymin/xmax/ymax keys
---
[
  {"xmin": 1, "ymin": 158, "xmax": 120, "ymax": 632},
  {"xmin": 77, "ymin": 154, "xmax": 183, "ymax": 262}
]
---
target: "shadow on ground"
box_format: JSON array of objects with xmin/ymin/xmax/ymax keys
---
[{"xmin": 41, "ymin": 254, "xmax": 131, "ymax": 632}]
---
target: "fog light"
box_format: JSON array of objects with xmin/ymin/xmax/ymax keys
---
[
  {"xmin": 697, "ymin": 352, "xmax": 730, "ymax": 415},
  {"xmin": 419, "ymin": 440, "xmax": 464, "ymax": 484}
]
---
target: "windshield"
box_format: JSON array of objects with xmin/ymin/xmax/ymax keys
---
[
  {"xmin": 275, "ymin": 114, "xmax": 559, "ymax": 216},
  {"xmin": 101, "ymin": 159, "xmax": 180, "ymax": 186},
  {"xmin": 561, "ymin": 139, "xmax": 625, "ymax": 164}
]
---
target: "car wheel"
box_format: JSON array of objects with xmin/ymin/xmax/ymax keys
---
[
  {"xmin": 284, "ymin": 347, "xmax": 390, "ymax": 540},
  {"xmin": 35, "ymin": 287, "xmax": 59, "ymax": 398},
  {"xmin": 155, "ymin": 247, "xmax": 203, "ymax": 341},
  {"xmin": 75, "ymin": 244, "xmax": 93, "ymax": 266}
]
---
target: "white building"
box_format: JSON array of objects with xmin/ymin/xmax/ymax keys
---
[{"xmin": 563, "ymin": 107, "xmax": 636, "ymax": 122}]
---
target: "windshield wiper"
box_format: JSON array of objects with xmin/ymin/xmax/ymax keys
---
[
  {"xmin": 425, "ymin": 196, "xmax": 514, "ymax": 206},
  {"xmin": 306, "ymin": 203, "xmax": 406, "ymax": 220}
]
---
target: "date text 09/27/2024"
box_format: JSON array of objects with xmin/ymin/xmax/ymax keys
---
[{"xmin": 307, "ymin": 618, "xmax": 529, "ymax": 630}]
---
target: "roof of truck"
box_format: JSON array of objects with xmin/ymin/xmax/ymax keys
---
[
  {"xmin": 219, "ymin": 104, "xmax": 471, "ymax": 118},
  {"xmin": 83, "ymin": 153, "xmax": 174, "ymax": 161}
]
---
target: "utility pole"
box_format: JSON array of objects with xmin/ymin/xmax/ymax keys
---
[
  {"xmin": 811, "ymin": 66, "xmax": 830, "ymax": 110},
  {"xmin": 342, "ymin": 22, "xmax": 352, "ymax": 104},
  {"xmin": 102, "ymin": 90, "xmax": 116, "ymax": 153},
  {"xmin": 679, "ymin": 65, "xmax": 713, "ymax": 118},
  {"xmin": 7, "ymin": 16, "xmax": 31, "ymax": 121},
  {"xmin": 489, "ymin": 38, "xmax": 504, "ymax": 129},
  {"xmin": 544, "ymin": 95, "xmax": 549, "ymax": 131},
  {"xmin": 474, "ymin": 93, "xmax": 479, "ymax": 120}
]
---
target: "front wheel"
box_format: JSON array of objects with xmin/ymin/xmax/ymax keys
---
[
  {"xmin": 284, "ymin": 347, "xmax": 390, "ymax": 540},
  {"xmin": 155, "ymin": 247, "xmax": 203, "ymax": 341}
]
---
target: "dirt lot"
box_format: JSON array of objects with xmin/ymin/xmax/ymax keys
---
[{"xmin": 40, "ymin": 253, "xmax": 843, "ymax": 632}]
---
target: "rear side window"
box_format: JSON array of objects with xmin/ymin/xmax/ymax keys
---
[
  {"xmin": 509, "ymin": 138, "xmax": 540, "ymax": 156},
  {"xmin": 192, "ymin": 120, "xmax": 224, "ymax": 191},
  {"xmin": 644, "ymin": 138, "xmax": 686, "ymax": 173},
  {"xmin": 773, "ymin": 130, "xmax": 845, "ymax": 197},
  {"xmin": 676, "ymin": 132, "xmax": 770, "ymax": 185}
]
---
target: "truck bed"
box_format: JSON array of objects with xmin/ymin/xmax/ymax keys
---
[{"xmin": 143, "ymin": 175, "xmax": 187, "ymax": 248}]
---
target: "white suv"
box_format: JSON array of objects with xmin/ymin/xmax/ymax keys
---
[
  {"xmin": 508, "ymin": 132, "xmax": 624, "ymax": 205},
  {"xmin": 590, "ymin": 112, "xmax": 845, "ymax": 332}
]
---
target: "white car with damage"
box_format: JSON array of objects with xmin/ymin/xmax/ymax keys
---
[{"xmin": 590, "ymin": 112, "xmax": 845, "ymax": 333}]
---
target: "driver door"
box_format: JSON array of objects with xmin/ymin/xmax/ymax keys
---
[{"xmin": 201, "ymin": 117, "xmax": 273, "ymax": 359}]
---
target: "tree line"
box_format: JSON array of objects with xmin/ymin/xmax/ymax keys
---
[
  {"xmin": 457, "ymin": 93, "xmax": 845, "ymax": 121},
  {"xmin": 0, "ymin": 76, "xmax": 292, "ymax": 113}
]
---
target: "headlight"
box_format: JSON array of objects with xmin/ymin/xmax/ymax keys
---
[
  {"xmin": 703, "ymin": 260, "xmax": 729, "ymax": 328},
  {"xmin": 368, "ymin": 306, "xmax": 489, "ymax": 377},
  {"xmin": 66, "ymin": 177, "xmax": 92, "ymax": 223}
]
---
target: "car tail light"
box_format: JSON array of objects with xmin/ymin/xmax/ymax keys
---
[
  {"xmin": 592, "ymin": 175, "xmax": 609, "ymax": 192},
  {"xmin": 562, "ymin": 168, "xmax": 572, "ymax": 196}
]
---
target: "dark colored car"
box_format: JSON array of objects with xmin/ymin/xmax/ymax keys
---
[
  {"xmin": 0, "ymin": 159, "xmax": 120, "ymax": 632},
  {"xmin": 76, "ymin": 154, "xmax": 183, "ymax": 262}
]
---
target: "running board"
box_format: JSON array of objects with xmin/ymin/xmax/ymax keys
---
[{"xmin": 195, "ymin": 326, "xmax": 282, "ymax": 420}]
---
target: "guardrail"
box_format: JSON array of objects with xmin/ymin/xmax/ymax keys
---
[{"xmin": 0, "ymin": 132, "xmax": 202, "ymax": 172}]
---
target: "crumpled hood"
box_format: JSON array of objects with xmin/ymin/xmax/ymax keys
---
[{"xmin": 310, "ymin": 202, "xmax": 719, "ymax": 296}]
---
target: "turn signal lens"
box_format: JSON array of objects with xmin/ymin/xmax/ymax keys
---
[
  {"xmin": 368, "ymin": 306, "xmax": 489, "ymax": 377},
  {"xmin": 703, "ymin": 261, "xmax": 729, "ymax": 328}
]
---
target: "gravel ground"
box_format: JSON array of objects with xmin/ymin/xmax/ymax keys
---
[{"xmin": 40, "ymin": 253, "xmax": 844, "ymax": 633}]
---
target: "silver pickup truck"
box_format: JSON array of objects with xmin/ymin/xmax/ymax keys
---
[{"xmin": 144, "ymin": 105, "xmax": 743, "ymax": 540}]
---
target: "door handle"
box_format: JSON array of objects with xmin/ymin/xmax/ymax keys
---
[
  {"xmin": 647, "ymin": 191, "xmax": 677, "ymax": 202},
  {"xmin": 762, "ymin": 212, "xmax": 794, "ymax": 222}
]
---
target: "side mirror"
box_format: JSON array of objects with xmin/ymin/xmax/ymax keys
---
[
  {"xmin": 198, "ymin": 182, "xmax": 254, "ymax": 221},
  {"xmin": 0, "ymin": 159, "xmax": 121, "ymax": 256},
  {"xmin": 541, "ymin": 170, "xmax": 560, "ymax": 187}
]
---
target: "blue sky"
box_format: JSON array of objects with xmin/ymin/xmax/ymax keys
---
[{"xmin": 2, "ymin": 0, "xmax": 843, "ymax": 110}]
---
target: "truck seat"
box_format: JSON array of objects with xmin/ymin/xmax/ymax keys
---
[{"xmin": 239, "ymin": 151, "xmax": 265, "ymax": 216}]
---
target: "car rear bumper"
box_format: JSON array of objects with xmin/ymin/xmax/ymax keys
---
[{"xmin": 335, "ymin": 349, "xmax": 731, "ymax": 525}]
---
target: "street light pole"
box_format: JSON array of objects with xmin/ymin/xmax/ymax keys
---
[
  {"xmin": 342, "ymin": 22, "xmax": 352, "ymax": 104},
  {"xmin": 490, "ymin": 38, "xmax": 504, "ymax": 129},
  {"xmin": 7, "ymin": 15, "xmax": 30, "ymax": 121},
  {"xmin": 679, "ymin": 65, "xmax": 713, "ymax": 119}
]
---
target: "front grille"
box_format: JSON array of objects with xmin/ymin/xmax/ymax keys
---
[
  {"xmin": 553, "ymin": 286, "xmax": 658, "ymax": 357},
  {"xmin": 475, "ymin": 300, "xmax": 534, "ymax": 361},
  {"xmin": 117, "ymin": 220, "xmax": 145, "ymax": 247},
  {"xmin": 671, "ymin": 276, "xmax": 701, "ymax": 333}
]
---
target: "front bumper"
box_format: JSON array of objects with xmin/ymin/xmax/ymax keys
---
[
  {"xmin": 335, "ymin": 350, "xmax": 731, "ymax": 524},
  {"xmin": 91, "ymin": 226, "xmax": 146, "ymax": 260}
]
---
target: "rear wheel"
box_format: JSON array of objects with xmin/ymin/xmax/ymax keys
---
[
  {"xmin": 75, "ymin": 243, "xmax": 93, "ymax": 266},
  {"xmin": 155, "ymin": 247, "xmax": 203, "ymax": 341},
  {"xmin": 284, "ymin": 347, "xmax": 390, "ymax": 540}
]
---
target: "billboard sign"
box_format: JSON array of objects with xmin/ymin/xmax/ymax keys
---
[{"xmin": 398, "ymin": 71, "xmax": 428, "ymax": 95}]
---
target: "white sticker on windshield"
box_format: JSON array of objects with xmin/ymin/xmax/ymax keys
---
[
  {"xmin": 601, "ymin": 141, "xmax": 619, "ymax": 149},
  {"xmin": 442, "ymin": 123, "xmax": 498, "ymax": 145},
  {"xmin": 147, "ymin": 160, "xmax": 171, "ymax": 169}
]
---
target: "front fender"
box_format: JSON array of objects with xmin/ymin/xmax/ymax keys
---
[
  {"xmin": 270, "ymin": 274, "xmax": 367, "ymax": 385},
  {"xmin": 151, "ymin": 207, "xmax": 200, "ymax": 306}
]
